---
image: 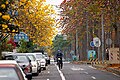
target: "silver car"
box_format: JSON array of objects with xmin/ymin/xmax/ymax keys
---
[{"xmin": 32, "ymin": 53, "xmax": 46, "ymax": 70}]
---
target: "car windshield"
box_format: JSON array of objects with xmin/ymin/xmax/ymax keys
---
[
  {"xmin": 15, "ymin": 55, "xmax": 29, "ymax": 62},
  {"xmin": 27, "ymin": 55, "xmax": 36, "ymax": 61},
  {"xmin": 5, "ymin": 56, "xmax": 14, "ymax": 60},
  {"xmin": 0, "ymin": 67, "xmax": 19, "ymax": 80},
  {"xmin": 36, "ymin": 54, "xmax": 43, "ymax": 60},
  {"xmin": 42, "ymin": 55, "xmax": 46, "ymax": 58},
  {"xmin": 44, "ymin": 54, "xmax": 48, "ymax": 57}
]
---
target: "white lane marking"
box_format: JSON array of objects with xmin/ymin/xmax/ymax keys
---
[
  {"xmin": 71, "ymin": 66, "xmax": 84, "ymax": 71},
  {"xmin": 89, "ymin": 66, "xmax": 96, "ymax": 69},
  {"xmin": 47, "ymin": 79, "xmax": 49, "ymax": 80},
  {"xmin": 91, "ymin": 76, "xmax": 96, "ymax": 79},
  {"xmin": 48, "ymin": 71, "xmax": 50, "ymax": 73},
  {"xmin": 112, "ymin": 73, "xmax": 120, "ymax": 77},
  {"xmin": 55, "ymin": 64, "xmax": 66, "ymax": 80},
  {"xmin": 64, "ymin": 62, "xmax": 70, "ymax": 63},
  {"xmin": 84, "ymin": 72, "xmax": 88, "ymax": 74},
  {"xmin": 71, "ymin": 67, "xmax": 84, "ymax": 71}
]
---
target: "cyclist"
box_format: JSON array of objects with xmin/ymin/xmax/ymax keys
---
[{"xmin": 56, "ymin": 50, "xmax": 63, "ymax": 70}]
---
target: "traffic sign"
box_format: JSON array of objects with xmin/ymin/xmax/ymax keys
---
[
  {"xmin": 93, "ymin": 37, "xmax": 101, "ymax": 47},
  {"xmin": 90, "ymin": 41, "xmax": 94, "ymax": 47},
  {"xmin": 106, "ymin": 38, "xmax": 112, "ymax": 45},
  {"xmin": 87, "ymin": 50, "xmax": 96, "ymax": 60},
  {"xmin": 14, "ymin": 32, "xmax": 29, "ymax": 42}
]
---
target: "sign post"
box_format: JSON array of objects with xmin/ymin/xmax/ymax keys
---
[{"xmin": 93, "ymin": 37, "xmax": 101, "ymax": 60}]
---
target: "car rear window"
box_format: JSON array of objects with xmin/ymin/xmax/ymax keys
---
[
  {"xmin": 27, "ymin": 55, "xmax": 36, "ymax": 61},
  {"xmin": 15, "ymin": 55, "xmax": 29, "ymax": 62},
  {"xmin": 0, "ymin": 67, "xmax": 19, "ymax": 80},
  {"xmin": 36, "ymin": 54, "xmax": 43, "ymax": 59}
]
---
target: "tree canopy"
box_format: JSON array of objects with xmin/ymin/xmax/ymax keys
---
[{"xmin": 17, "ymin": 0, "xmax": 57, "ymax": 47}]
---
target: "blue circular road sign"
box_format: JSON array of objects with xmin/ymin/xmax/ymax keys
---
[{"xmin": 90, "ymin": 41, "xmax": 94, "ymax": 47}]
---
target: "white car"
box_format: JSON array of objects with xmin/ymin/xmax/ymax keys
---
[
  {"xmin": 26, "ymin": 53, "xmax": 40, "ymax": 76},
  {"xmin": 43, "ymin": 52, "xmax": 50, "ymax": 65},
  {"xmin": 50, "ymin": 58, "xmax": 55, "ymax": 64},
  {"xmin": 33, "ymin": 53, "xmax": 46, "ymax": 70}
]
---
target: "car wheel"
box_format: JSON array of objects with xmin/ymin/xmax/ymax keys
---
[
  {"xmin": 39, "ymin": 68, "xmax": 41, "ymax": 73},
  {"xmin": 46, "ymin": 63, "xmax": 48, "ymax": 66},
  {"xmin": 35, "ymin": 71, "xmax": 39, "ymax": 76},
  {"xmin": 43, "ymin": 67, "xmax": 46, "ymax": 70}
]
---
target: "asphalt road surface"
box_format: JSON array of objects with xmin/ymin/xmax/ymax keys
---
[{"xmin": 32, "ymin": 62, "xmax": 120, "ymax": 80}]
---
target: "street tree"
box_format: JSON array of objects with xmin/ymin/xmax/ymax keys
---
[{"xmin": 17, "ymin": 0, "xmax": 57, "ymax": 48}]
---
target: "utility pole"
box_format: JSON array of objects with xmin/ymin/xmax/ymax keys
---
[
  {"xmin": 86, "ymin": 12, "xmax": 89, "ymax": 60},
  {"xmin": 76, "ymin": 29, "xmax": 78, "ymax": 60},
  {"xmin": 118, "ymin": 27, "xmax": 120, "ymax": 64},
  {"xmin": 98, "ymin": 28, "xmax": 100, "ymax": 61},
  {"xmin": 101, "ymin": 13, "xmax": 104, "ymax": 62}
]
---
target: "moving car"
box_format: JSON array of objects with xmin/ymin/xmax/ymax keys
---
[
  {"xmin": 0, "ymin": 60, "xmax": 32, "ymax": 80},
  {"xmin": 25, "ymin": 53, "xmax": 40, "ymax": 75},
  {"xmin": 3, "ymin": 53, "xmax": 32, "ymax": 76}
]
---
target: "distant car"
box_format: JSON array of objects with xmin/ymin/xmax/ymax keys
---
[
  {"xmin": 32, "ymin": 53, "xmax": 46, "ymax": 70},
  {"xmin": 25, "ymin": 53, "xmax": 40, "ymax": 75},
  {"xmin": 50, "ymin": 58, "xmax": 55, "ymax": 64},
  {"xmin": 0, "ymin": 60, "xmax": 32, "ymax": 80},
  {"xmin": 4, "ymin": 53, "xmax": 32, "ymax": 76},
  {"xmin": 1, "ymin": 51, "xmax": 13, "ymax": 59},
  {"xmin": 43, "ymin": 52, "xmax": 50, "ymax": 65}
]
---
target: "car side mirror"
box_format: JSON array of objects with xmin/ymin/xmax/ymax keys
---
[{"xmin": 26, "ymin": 73, "xmax": 32, "ymax": 80}]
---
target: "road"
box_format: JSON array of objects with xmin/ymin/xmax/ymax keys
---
[{"xmin": 32, "ymin": 62, "xmax": 120, "ymax": 80}]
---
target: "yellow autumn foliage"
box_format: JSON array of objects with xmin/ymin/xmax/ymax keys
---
[
  {"xmin": 17, "ymin": 0, "xmax": 57, "ymax": 47},
  {"xmin": 1, "ymin": 4, "xmax": 6, "ymax": 9},
  {"xmin": 6, "ymin": 1, "xmax": 9, "ymax": 4},
  {"xmin": 2, "ymin": 15, "xmax": 10, "ymax": 20},
  {"xmin": 12, "ymin": 30, "xmax": 16, "ymax": 32},
  {"xmin": 0, "ymin": 12, "xmax": 2, "ymax": 16},
  {"xmin": 2, "ymin": 24, "xmax": 8, "ymax": 28},
  {"xmin": 20, "ymin": 0, "xmax": 26, "ymax": 3}
]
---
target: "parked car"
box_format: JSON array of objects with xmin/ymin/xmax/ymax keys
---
[
  {"xmin": 3, "ymin": 53, "xmax": 32, "ymax": 76},
  {"xmin": 1, "ymin": 51, "xmax": 13, "ymax": 59},
  {"xmin": 32, "ymin": 52, "xmax": 46, "ymax": 70},
  {"xmin": 0, "ymin": 60, "xmax": 32, "ymax": 80},
  {"xmin": 25, "ymin": 53, "xmax": 40, "ymax": 75},
  {"xmin": 43, "ymin": 52, "xmax": 50, "ymax": 65},
  {"xmin": 50, "ymin": 57, "xmax": 55, "ymax": 64}
]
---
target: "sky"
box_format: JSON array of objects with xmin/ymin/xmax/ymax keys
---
[
  {"xmin": 46, "ymin": 0, "xmax": 64, "ymax": 34},
  {"xmin": 46, "ymin": 0, "xmax": 64, "ymax": 5},
  {"xmin": 45, "ymin": 0, "xmax": 64, "ymax": 17}
]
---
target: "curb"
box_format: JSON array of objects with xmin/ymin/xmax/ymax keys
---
[
  {"xmin": 93, "ymin": 65, "xmax": 120, "ymax": 75},
  {"xmin": 71, "ymin": 61, "xmax": 120, "ymax": 75},
  {"xmin": 106, "ymin": 67, "xmax": 120, "ymax": 75}
]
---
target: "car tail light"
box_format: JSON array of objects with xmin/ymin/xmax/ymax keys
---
[{"xmin": 24, "ymin": 65, "xmax": 31, "ymax": 73}]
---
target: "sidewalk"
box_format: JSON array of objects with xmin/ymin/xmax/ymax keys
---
[
  {"xmin": 93, "ymin": 64, "xmax": 120, "ymax": 75},
  {"xmin": 72, "ymin": 61, "xmax": 120, "ymax": 75}
]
